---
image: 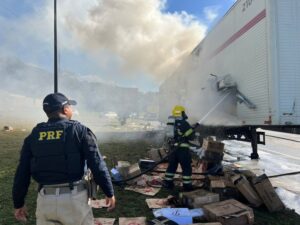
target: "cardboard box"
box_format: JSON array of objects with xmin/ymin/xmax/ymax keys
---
[
  {"xmin": 203, "ymin": 199, "xmax": 254, "ymax": 225},
  {"xmin": 202, "ymin": 139, "xmax": 224, "ymax": 153},
  {"xmin": 116, "ymin": 161, "xmax": 131, "ymax": 178},
  {"xmin": 200, "ymin": 151, "xmax": 224, "ymax": 162},
  {"xmin": 208, "ymin": 175, "xmax": 224, "ymax": 181},
  {"xmin": 127, "ymin": 163, "xmax": 141, "ymax": 185},
  {"xmin": 139, "ymin": 159, "xmax": 156, "ymax": 172},
  {"xmin": 209, "ymin": 177, "xmax": 241, "ymax": 201},
  {"xmin": 210, "ymin": 180, "xmax": 226, "ymax": 188},
  {"xmin": 148, "ymin": 148, "xmax": 168, "ymax": 162},
  {"xmin": 119, "ymin": 217, "xmax": 146, "ymax": 225},
  {"xmin": 181, "ymin": 189, "xmax": 220, "ymax": 208},
  {"xmin": 252, "ymin": 174, "xmax": 285, "ymax": 212},
  {"xmin": 240, "ymin": 170, "xmax": 257, "ymax": 179},
  {"xmin": 231, "ymin": 175, "xmax": 262, "ymax": 207}
]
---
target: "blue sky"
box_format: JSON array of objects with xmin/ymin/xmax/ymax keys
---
[
  {"xmin": 166, "ymin": 0, "xmax": 235, "ymax": 27},
  {"xmin": 0, "ymin": 0, "xmax": 236, "ymax": 92}
]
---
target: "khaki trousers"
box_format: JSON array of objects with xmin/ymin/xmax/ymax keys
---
[{"xmin": 36, "ymin": 189, "xmax": 94, "ymax": 225}]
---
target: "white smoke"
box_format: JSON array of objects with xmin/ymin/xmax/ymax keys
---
[
  {"xmin": 1, "ymin": 0, "xmax": 207, "ymax": 84},
  {"xmin": 65, "ymin": 0, "xmax": 207, "ymax": 81},
  {"xmin": 0, "ymin": 0, "xmax": 209, "ymax": 133}
]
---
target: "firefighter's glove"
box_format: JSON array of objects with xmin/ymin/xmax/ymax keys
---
[
  {"xmin": 167, "ymin": 138, "xmax": 175, "ymax": 146},
  {"xmin": 177, "ymin": 135, "xmax": 185, "ymax": 143}
]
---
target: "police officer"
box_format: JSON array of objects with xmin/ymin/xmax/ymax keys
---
[
  {"xmin": 12, "ymin": 93, "xmax": 116, "ymax": 224},
  {"xmin": 163, "ymin": 105, "xmax": 194, "ymax": 191}
]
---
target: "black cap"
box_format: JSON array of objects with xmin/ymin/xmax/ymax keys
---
[{"xmin": 43, "ymin": 93, "xmax": 77, "ymax": 114}]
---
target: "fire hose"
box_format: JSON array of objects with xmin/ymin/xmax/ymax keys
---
[
  {"xmin": 112, "ymin": 148, "xmax": 173, "ymax": 185},
  {"xmin": 111, "ymin": 142, "xmax": 213, "ymax": 186},
  {"xmin": 111, "ymin": 149, "xmax": 300, "ymax": 186}
]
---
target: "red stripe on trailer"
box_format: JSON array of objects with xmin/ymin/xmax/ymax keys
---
[{"xmin": 210, "ymin": 9, "xmax": 266, "ymax": 58}]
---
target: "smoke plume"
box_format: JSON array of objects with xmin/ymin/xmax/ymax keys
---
[{"xmin": 65, "ymin": 0, "xmax": 206, "ymax": 81}]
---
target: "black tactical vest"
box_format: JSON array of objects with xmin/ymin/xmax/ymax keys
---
[{"xmin": 30, "ymin": 119, "xmax": 85, "ymax": 185}]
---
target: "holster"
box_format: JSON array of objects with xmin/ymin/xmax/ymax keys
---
[{"xmin": 84, "ymin": 169, "xmax": 98, "ymax": 199}]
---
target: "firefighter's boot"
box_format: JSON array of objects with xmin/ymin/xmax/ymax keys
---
[
  {"xmin": 162, "ymin": 180, "xmax": 174, "ymax": 190},
  {"xmin": 183, "ymin": 183, "xmax": 194, "ymax": 192}
]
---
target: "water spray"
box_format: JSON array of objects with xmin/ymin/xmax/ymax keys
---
[{"xmin": 198, "ymin": 91, "xmax": 232, "ymax": 124}]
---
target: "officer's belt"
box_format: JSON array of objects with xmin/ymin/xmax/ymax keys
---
[{"xmin": 42, "ymin": 182, "xmax": 86, "ymax": 195}]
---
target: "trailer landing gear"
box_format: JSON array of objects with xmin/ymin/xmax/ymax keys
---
[{"xmin": 250, "ymin": 127, "xmax": 259, "ymax": 159}]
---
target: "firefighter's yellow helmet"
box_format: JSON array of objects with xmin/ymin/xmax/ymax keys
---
[{"xmin": 172, "ymin": 105, "xmax": 185, "ymax": 117}]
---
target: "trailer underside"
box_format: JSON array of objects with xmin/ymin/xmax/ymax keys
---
[{"xmin": 194, "ymin": 124, "xmax": 300, "ymax": 159}]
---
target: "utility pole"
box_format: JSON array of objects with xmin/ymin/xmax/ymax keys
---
[{"xmin": 54, "ymin": 0, "xmax": 58, "ymax": 93}]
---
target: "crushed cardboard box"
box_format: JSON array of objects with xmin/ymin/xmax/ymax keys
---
[
  {"xmin": 209, "ymin": 176, "xmax": 240, "ymax": 201},
  {"xmin": 200, "ymin": 139, "xmax": 224, "ymax": 162},
  {"xmin": 127, "ymin": 163, "xmax": 142, "ymax": 185},
  {"xmin": 200, "ymin": 151, "xmax": 224, "ymax": 162},
  {"xmin": 116, "ymin": 161, "xmax": 131, "ymax": 178},
  {"xmin": 119, "ymin": 217, "xmax": 146, "ymax": 225},
  {"xmin": 210, "ymin": 180, "xmax": 226, "ymax": 189},
  {"xmin": 125, "ymin": 185, "xmax": 160, "ymax": 196},
  {"xmin": 202, "ymin": 139, "xmax": 224, "ymax": 153},
  {"xmin": 89, "ymin": 199, "xmax": 108, "ymax": 208},
  {"xmin": 203, "ymin": 199, "xmax": 254, "ymax": 225},
  {"xmin": 231, "ymin": 174, "xmax": 262, "ymax": 207},
  {"xmin": 94, "ymin": 218, "xmax": 115, "ymax": 225},
  {"xmin": 252, "ymin": 174, "xmax": 285, "ymax": 212},
  {"xmin": 146, "ymin": 198, "xmax": 171, "ymax": 208},
  {"xmin": 180, "ymin": 189, "xmax": 219, "ymax": 208},
  {"xmin": 136, "ymin": 174, "xmax": 162, "ymax": 187}
]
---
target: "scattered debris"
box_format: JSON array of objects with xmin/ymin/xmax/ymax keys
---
[
  {"xmin": 231, "ymin": 174, "xmax": 262, "ymax": 207},
  {"xmin": 252, "ymin": 174, "xmax": 285, "ymax": 212},
  {"xmin": 89, "ymin": 199, "xmax": 108, "ymax": 208},
  {"xmin": 109, "ymin": 136, "xmax": 293, "ymax": 225},
  {"xmin": 116, "ymin": 161, "xmax": 131, "ymax": 178},
  {"xmin": 153, "ymin": 208, "xmax": 193, "ymax": 225},
  {"xmin": 203, "ymin": 199, "xmax": 254, "ymax": 225},
  {"xmin": 136, "ymin": 175, "xmax": 163, "ymax": 188},
  {"xmin": 119, "ymin": 217, "xmax": 146, "ymax": 225},
  {"xmin": 139, "ymin": 159, "xmax": 156, "ymax": 172},
  {"xmin": 127, "ymin": 163, "xmax": 142, "ymax": 185},
  {"xmin": 3, "ymin": 126, "xmax": 13, "ymax": 131},
  {"xmin": 94, "ymin": 218, "xmax": 115, "ymax": 225},
  {"xmin": 148, "ymin": 216, "xmax": 179, "ymax": 225},
  {"xmin": 180, "ymin": 189, "xmax": 219, "ymax": 208},
  {"xmin": 146, "ymin": 197, "xmax": 172, "ymax": 209},
  {"xmin": 199, "ymin": 139, "xmax": 224, "ymax": 173},
  {"xmin": 125, "ymin": 185, "xmax": 160, "ymax": 196}
]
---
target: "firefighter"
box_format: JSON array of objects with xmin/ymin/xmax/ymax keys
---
[
  {"xmin": 12, "ymin": 93, "xmax": 116, "ymax": 224},
  {"xmin": 163, "ymin": 105, "xmax": 194, "ymax": 191}
]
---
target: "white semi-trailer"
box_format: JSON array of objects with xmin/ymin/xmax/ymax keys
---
[{"xmin": 159, "ymin": 0, "xmax": 300, "ymax": 158}]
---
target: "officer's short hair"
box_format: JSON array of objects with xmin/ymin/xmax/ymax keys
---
[{"xmin": 46, "ymin": 105, "xmax": 70, "ymax": 119}]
